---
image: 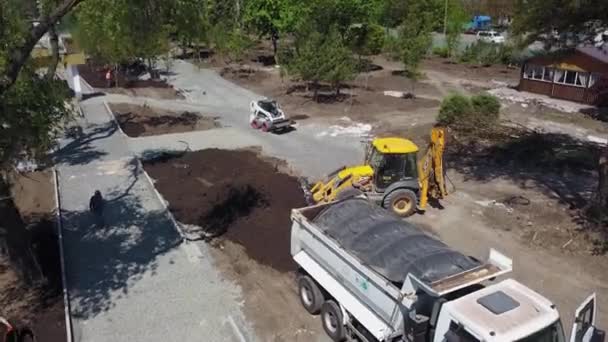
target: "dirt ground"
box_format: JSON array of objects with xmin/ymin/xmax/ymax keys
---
[
  {"xmin": 77, "ymin": 63, "xmax": 182, "ymax": 100},
  {"xmin": 217, "ymin": 47, "xmax": 522, "ymax": 135},
  {"xmin": 219, "ymin": 61, "xmax": 440, "ymax": 126},
  {"xmin": 1, "ymin": 171, "xmax": 66, "ymax": 342},
  {"xmin": 410, "ymin": 170, "xmax": 608, "ymax": 330},
  {"xmin": 503, "ymin": 102, "xmax": 608, "ymax": 135},
  {"xmin": 109, "ymin": 103, "xmax": 220, "ymax": 137},
  {"xmin": 142, "ymin": 149, "xmax": 321, "ymax": 340},
  {"xmin": 421, "ymin": 57, "xmax": 520, "ymax": 85},
  {"xmin": 209, "ymin": 242, "xmax": 322, "ymax": 342}
]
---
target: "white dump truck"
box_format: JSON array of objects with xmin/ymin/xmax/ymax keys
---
[{"xmin": 290, "ymin": 198, "xmax": 604, "ymax": 342}]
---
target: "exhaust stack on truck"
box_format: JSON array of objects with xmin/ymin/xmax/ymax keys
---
[{"xmin": 290, "ymin": 198, "xmax": 604, "ymax": 342}]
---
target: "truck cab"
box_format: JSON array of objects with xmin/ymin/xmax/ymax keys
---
[{"xmin": 431, "ymin": 279, "xmax": 565, "ymax": 342}]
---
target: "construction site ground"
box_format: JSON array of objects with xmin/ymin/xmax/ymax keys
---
[
  {"xmin": 55, "ymin": 52, "xmax": 608, "ymax": 341},
  {"xmin": 0, "ymin": 171, "xmax": 66, "ymax": 342}
]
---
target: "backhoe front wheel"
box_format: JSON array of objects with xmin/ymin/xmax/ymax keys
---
[{"xmin": 383, "ymin": 189, "xmax": 417, "ymax": 217}]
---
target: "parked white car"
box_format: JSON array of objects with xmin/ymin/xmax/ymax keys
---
[
  {"xmin": 249, "ymin": 99, "xmax": 291, "ymax": 132},
  {"xmin": 477, "ymin": 30, "xmax": 505, "ymax": 44}
]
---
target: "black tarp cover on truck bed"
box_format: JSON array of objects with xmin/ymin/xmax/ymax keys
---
[{"xmin": 312, "ymin": 198, "xmax": 481, "ymax": 286}]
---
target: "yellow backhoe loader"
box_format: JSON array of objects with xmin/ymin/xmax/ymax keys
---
[{"xmin": 310, "ymin": 127, "xmax": 447, "ymax": 217}]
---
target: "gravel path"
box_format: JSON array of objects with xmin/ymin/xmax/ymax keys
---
[{"xmin": 56, "ymin": 101, "xmax": 255, "ymax": 342}]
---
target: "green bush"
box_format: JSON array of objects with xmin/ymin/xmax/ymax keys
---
[
  {"xmin": 437, "ymin": 94, "xmax": 473, "ymax": 125},
  {"xmin": 432, "ymin": 46, "xmax": 449, "ymax": 58},
  {"xmin": 438, "ymin": 93, "xmax": 501, "ymax": 129},
  {"xmin": 471, "ymin": 93, "xmax": 501, "ymax": 121},
  {"xmin": 365, "ymin": 23, "xmax": 386, "ymax": 55}
]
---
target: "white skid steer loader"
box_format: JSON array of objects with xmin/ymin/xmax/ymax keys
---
[{"xmin": 249, "ymin": 99, "xmax": 292, "ymax": 132}]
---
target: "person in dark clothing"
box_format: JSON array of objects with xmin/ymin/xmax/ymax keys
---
[{"xmin": 89, "ymin": 190, "xmax": 104, "ymax": 226}]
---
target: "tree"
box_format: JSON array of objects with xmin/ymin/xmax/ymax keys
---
[
  {"xmin": 398, "ymin": 0, "xmax": 433, "ymax": 82},
  {"xmin": 444, "ymin": 0, "xmax": 468, "ymax": 59},
  {"xmin": 169, "ymin": 0, "xmax": 209, "ymax": 56},
  {"xmin": 346, "ymin": 23, "xmax": 386, "ymax": 58},
  {"xmin": 286, "ymin": 29, "xmax": 325, "ymax": 99},
  {"xmin": 320, "ymin": 30, "xmax": 356, "ymax": 96},
  {"xmin": 512, "ymin": 0, "xmax": 608, "ymax": 47},
  {"xmin": 0, "ymin": 0, "xmax": 75, "ymax": 171},
  {"xmin": 287, "ymin": 27, "xmax": 355, "ymax": 100},
  {"xmin": 0, "ymin": 66, "xmax": 72, "ymax": 170},
  {"xmin": 300, "ymin": 0, "xmax": 373, "ymax": 39},
  {"xmin": 376, "ymin": 0, "xmax": 409, "ymax": 28},
  {"xmin": 75, "ymin": 0, "xmax": 172, "ymax": 74},
  {"xmin": 0, "ymin": 0, "xmax": 85, "ymax": 96},
  {"xmin": 244, "ymin": 0, "xmax": 283, "ymax": 57}
]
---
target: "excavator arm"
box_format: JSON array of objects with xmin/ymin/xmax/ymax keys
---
[{"xmin": 418, "ymin": 127, "xmax": 447, "ymax": 210}]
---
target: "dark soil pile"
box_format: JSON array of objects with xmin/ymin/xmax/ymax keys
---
[
  {"xmin": 117, "ymin": 112, "xmax": 202, "ymax": 137},
  {"xmin": 0, "ymin": 200, "xmax": 65, "ymax": 342},
  {"xmin": 77, "ymin": 63, "xmax": 170, "ymax": 89},
  {"xmin": 143, "ymin": 149, "xmax": 307, "ymax": 272},
  {"xmin": 110, "ymin": 103, "xmax": 220, "ymax": 137}
]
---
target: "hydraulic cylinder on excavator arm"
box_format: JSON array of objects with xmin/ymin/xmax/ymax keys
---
[{"xmin": 418, "ymin": 127, "xmax": 447, "ymax": 210}]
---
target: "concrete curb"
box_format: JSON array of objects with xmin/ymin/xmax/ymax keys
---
[
  {"xmin": 137, "ymin": 157, "xmax": 212, "ymax": 240},
  {"xmin": 103, "ymin": 100, "xmax": 128, "ymax": 138},
  {"xmin": 53, "ymin": 168, "xmax": 73, "ymax": 342}
]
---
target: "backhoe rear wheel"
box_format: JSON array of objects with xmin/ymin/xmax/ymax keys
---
[{"xmin": 383, "ymin": 189, "xmax": 417, "ymax": 217}]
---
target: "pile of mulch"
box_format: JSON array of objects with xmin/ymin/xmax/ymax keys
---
[
  {"xmin": 77, "ymin": 63, "xmax": 170, "ymax": 89},
  {"xmin": 110, "ymin": 103, "xmax": 220, "ymax": 137},
  {"xmin": 143, "ymin": 149, "xmax": 307, "ymax": 272}
]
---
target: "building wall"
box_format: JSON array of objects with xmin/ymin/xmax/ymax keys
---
[
  {"xmin": 519, "ymin": 50, "xmax": 608, "ymax": 105},
  {"xmin": 519, "ymin": 79, "xmax": 552, "ymax": 96}
]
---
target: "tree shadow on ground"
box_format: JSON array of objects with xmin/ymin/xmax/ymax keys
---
[
  {"xmin": 447, "ymin": 131, "xmax": 602, "ymax": 218},
  {"xmin": 251, "ymin": 55, "xmax": 276, "ymax": 66},
  {"xmin": 60, "ymin": 174, "xmax": 182, "ymax": 319},
  {"xmin": 579, "ymin": 107, "xmax": 608, "ymax": 123},
  {"xmin": 52, "ymin": 122, "xmax": 117, "ymax": 166}
]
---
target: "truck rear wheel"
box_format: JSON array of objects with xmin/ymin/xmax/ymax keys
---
[
  {"xmin": 383, "ymin": 189, "xmax": 417, "ymax": 217},
  {"xmin": 298, "ymin": 275, "xmax": 324, "ymax": 315},
  {"xmin": 321, "ymin": 300, "xmax": 346, "ymax": 341}
]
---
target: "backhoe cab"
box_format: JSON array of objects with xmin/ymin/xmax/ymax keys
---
[{"xmin": 311, "ymin": 127, "xmax": 447, "ymax": 217}]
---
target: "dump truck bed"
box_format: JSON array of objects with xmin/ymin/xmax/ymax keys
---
[{"xmin": 310, "ymin": 198, "xmax": 481, "ymax": 286}]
